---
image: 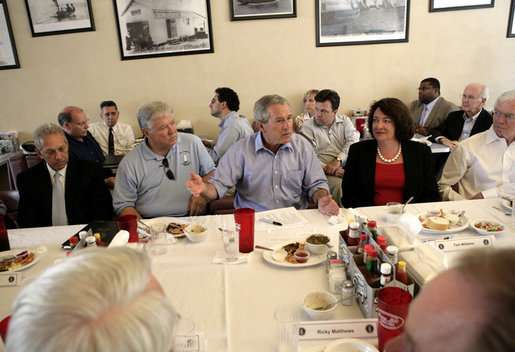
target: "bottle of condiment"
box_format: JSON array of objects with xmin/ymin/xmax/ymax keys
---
[
  {"xmin": 341, "ymin": 280, "xmax": 354, "ymax": 307},
  {"xmin": 366, "ymin": 248, "xmax": 378, "ymax": 274},
  {"xmin": 86, "ymin": 236, "xmax": 97, "ymax": 247},
  {"xmin": 363, "ymin": 244, "xmax": 373, "ymax": 264},
  {"xmin": 347, "ymin": 222, "xmax": 360, "ymax": 246},
  {"xmin": 356, "ymin": 234, "xmax": 367, "ymax": 254},
  {"xmin": 376, "ymin": 235, "xmax": 387, "ymax": 253},
  {"xmin": 396, "ymin": 261, "xmax": 410, "ymax": 285},
  {"xmin": 326, "ymin": 251, "xmax": 337, "ymax": 273},
  {"xmin": 380, "ymin": 263, "xmax": 392, "ymax": 288},
  {"xmin": 0, "ymin": 214, "xmax": 10, "ymax": 252},
  {"xmin": 386, "ymin": 246, "xmax": 399, "ymax": 266},
  {"xmin": 367, "ymin": 220, "xmax": 378, "ymax": 240}
]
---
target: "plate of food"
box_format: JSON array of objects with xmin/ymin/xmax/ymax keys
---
[
  {"xmin": 418, "ymin": 209, "xmax": 468, "ymax": 234},
  {"xmin": 501, "ymin": 199, "xmax": 513, "ymax": 212},
  {"xmin": 0, "ymin": 249, "xmax": 39, "ymax": 272},
  {"xmin": 262, "ymin": 241, "xmax": 326, "ymax": 268},
  {"xmin": 471, "ymin": 220, "xmax": 505, "ymax": 235},
  {"xmin": 142, "ymin": 217, "xmax": 190, "ymax": 238}
]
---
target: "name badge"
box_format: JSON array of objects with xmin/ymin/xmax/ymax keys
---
[
  {"xmin": 430, "ymin": 235, "xmax": 495, "ymax": 252},
  {"xmin": 0, "ymin": 272, "xmax": 21, "ymax": 287},
  {"xmin": 298, "ymin": 319, "xmax": 377, "ymax": 340}
]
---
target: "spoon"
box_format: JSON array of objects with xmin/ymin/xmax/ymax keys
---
[
  {"xmin": 313, "ymin": 295, "xmax": 355, "ymax": 311},
  {"xmin": 457, "ymin": 210, "xmax": 466, "ymax": 225},
  {"xmin": 400, "ymin": 196, "xmax": 414, "ymax": 214},
  {"xmin": 137, "ymin": 219, "xmax": 150, "ymax": 234}
]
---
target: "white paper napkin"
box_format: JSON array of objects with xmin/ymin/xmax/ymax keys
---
[
  {"xmin": 108, "ymin": 230, "xmax": 129, "ymax": 247},
  {"xmin": 397, "ymin": 213, "xmax": 422, "ymax": 242},
  {"xmin": 212, "ymin": 250, "xmax": 249, "ymax": 264}
]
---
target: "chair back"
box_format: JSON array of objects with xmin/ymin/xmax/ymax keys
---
[{"xmin": 7, "ymin": 153, "xmax": 42, "ymax": 190}]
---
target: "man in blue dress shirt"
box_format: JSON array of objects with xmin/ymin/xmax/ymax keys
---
[{"xmin": 187, "ymin": 94, "xmax": 340, "ymax": 216}]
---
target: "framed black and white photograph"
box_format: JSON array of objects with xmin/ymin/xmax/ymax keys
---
[
  {"xmin": 0, "ymin": 1, "xmax": 19, "ymax": 70},
  {"xmin": 508, "ymin": 0, "xmax": 515, "ymax": 37},
  {"xmin": 430, "ymin": 0, "xmax": 494, "ymax": 12},
  {"xmin": 230, "ymin": 0, "xmax": 296, "ymax": 21},
  {"xmin": 24, "ymin": 0, "xmax": 95, "ymax": 37},
  {"xmin": 316, "ymin": 0, "xmax": 410, "ymax": 47},
  {"xmin": 113, "ymin": 0, "xmax": 213, "ymax": 61}
]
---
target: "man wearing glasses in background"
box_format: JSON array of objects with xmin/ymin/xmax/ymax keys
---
[
  {"xmin": 439, "ymin": 90, "xmax": 515, "ymax": 201},
  {"xmin": 58, "ymin": 106, "xmax": 116, "ymax": 187},
  {"xmin": 409, "ymin": 77, "xmax": 458, "ymax": 136},
  {"xmin": 114, "ymin": 101, "xmax": 215, "ymax": 218}
]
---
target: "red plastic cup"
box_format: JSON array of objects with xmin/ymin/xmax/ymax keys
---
[
  {"xmin": 377, "ymin": 287, "xmax": 412, "ymax": 351},
  {"xmin": 116, "ymin": 214, "xmax": 139, "ymax": 243},
  {"xmin": 356, "ymin": 118, "xmax": 366, "ymax": 133},
  {"xmin": 234, "ymin": 208, "xmax": 255, "ymax": 253}
]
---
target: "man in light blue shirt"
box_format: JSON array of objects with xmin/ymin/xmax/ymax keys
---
[
  {"xmin": 187, "ymin": 95, "xmax": 340, "ymax": 216},
  {"xmin": 202, "ymin": 87, "xmax": 254, "ymax": 165},
  {"xmin": 114, "ymin": 101, "xmax": 215, "ymax": 218}
]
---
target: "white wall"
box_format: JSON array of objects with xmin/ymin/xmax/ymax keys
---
[{"xmin": 1, "ymin": 0, "xmax": 514, "ymax": 142}]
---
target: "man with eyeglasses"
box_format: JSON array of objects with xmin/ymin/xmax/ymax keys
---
[
  {"xmin": 17, "ymin": 123, "xmax": 113, "ymax": 228},
  {"xmin": 202, "ymin": 87, "xmax": 253, "ymax": 165},
  {"xmin": 187, "ymin": 95, "xmax": 340, "ymax": 216},
  {"xmin": 409, "ymin": 77, "xmax": 459, "ymax": 136},
  {"xmin": 439, "ymin": 90, "xmax": 515, "ymax": 201},
  {"xmin": 89, "ymin": 100, "xmax": 136, "ymax": 157},
  {"xmin": 114, "ymin": 101, "xmax": 215, "ymax": 218},
  {"xmin": 429, "ymin": 83, "xmax": 493, "ymax": 179},
  {"xmin": 299, "ymin": 89, "xmax": 359, "ymax": 207}
]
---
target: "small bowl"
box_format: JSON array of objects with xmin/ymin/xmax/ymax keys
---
[
  {"xmin": 303, "ymin": 291, "xmax": 338, "ymax": 320},
  {"xmin": 184, "ymin": 224, "xmax": 208, "ymax": 243},
  {"xmin": 294, "ymin": 249, "xmax": 311, "ymax": 263},
  {"xmin": 305, "ymin": 234, "xmax": 331, "ymax": 255},
  {"xmin": 471, "ymin": 220, "xmax": 505, "ymax": 235}
]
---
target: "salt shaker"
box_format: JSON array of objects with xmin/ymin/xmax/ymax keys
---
[{"xmin": 341, "ymin": 280, "xmax": 354, "ymax": 307}]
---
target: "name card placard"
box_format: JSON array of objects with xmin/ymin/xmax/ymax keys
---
[
  {"xmin": 298, "ymin": 319, "xmax": 377, "ymax": 340},
  {"xmin": 173, "ymin": 332, "xmax": 205, "ymax": 352},
  {"xmin": 430, "ymin": 235, "xmax": 495, "ymax": 252},
  {"xmin": 0, "ymin": 272, "xmax": 21, "ymax": 287}
]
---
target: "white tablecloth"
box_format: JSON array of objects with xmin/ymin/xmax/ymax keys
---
[{"xmin": 1, "ymin": 199, "xmax": 513, "ymax": 351}]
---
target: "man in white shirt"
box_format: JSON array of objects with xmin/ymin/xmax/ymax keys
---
[
  {"xmin": 299, "ymin": 89, "xmax": 359, "ymax": 207},
  {"xmin": 201, "ymin": 87, "xmax": 253, "ymax": 165},
  {"xmin": 439, "ymin": 90, "xmax": 515, "ymax": 200},
  {"xmin": 89, "ymin": 100, "xmax": 135, "ymax": 156},
  {"xmin": 409, "ymin": 78, "xmax": 458, "ymax": 136}
]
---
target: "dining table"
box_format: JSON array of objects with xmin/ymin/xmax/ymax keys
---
[{"xmin": 0, "ymin": 198, "xmax": 513, "ymax": 351}]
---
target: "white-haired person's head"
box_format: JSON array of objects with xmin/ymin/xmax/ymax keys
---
[{"xmin": 6, "ymin": 247, "xmax": 179, "ymax": 352}]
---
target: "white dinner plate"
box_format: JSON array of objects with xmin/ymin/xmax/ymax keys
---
[
  {"xmin": 417, "ymin": 212, "xmax": 468, "ymax": 234},
  {"xmin": 0, "ymin": 249, "xmax": 40, "ymax": 272},
  {"xmin": 501, "ymin": 199, "xmax": 512, "ymax": 212},
  {"xmin": 324, "ymin": 338, "xmax": 379, "ymax": 352},
  {"xmin": 262, "ymin": 241, "xmax": 326, "ymax": 268},
  {"xmin": 142, "ymin": 217, "xmax": 190, "ymax": 238},
  {"xmin": 470, "ymin": 219, "xmax": 505, "ymax": 235}
]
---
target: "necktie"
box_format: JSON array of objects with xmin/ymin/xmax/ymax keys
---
[
  {"xmin": 108, "ymin": 127, "xmax": 115, "ymax": 155},
  {"xmin": 418, "ymin": 106, "xmax": 428, "ymax": 125},
  {"xmin": 52, "ymin": 171, "xmax": 67, "ymax": 226}
]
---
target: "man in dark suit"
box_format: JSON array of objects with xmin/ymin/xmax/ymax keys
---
[
  {"xmin": 17, "ymin": 123, "xmax": 113, "ymax": 228},
  {"xmin": 430, "ymin": 83, "xmax": 493, "ymax": 179},
  {"xmin": 410, "ymin": 77, "xmax": 459, "ymax": 136}
]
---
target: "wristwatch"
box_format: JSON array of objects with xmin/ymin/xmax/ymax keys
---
[{"xmin": 336, "ymin": 157, "xmax": 341, "ymax": 163}]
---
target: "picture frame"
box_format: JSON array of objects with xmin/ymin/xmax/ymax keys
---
[
  {"xmin": 0, "ymin": 0, "xmax": 20, "ymax": 70},
  {"xmin": 113, "ymin": 0, "xmax": 214, "ymax": 61},
  {"xmin": 316, "ymin": 0, "xmax": 410, "ymax": 47},
  {"xmin": 508, "ymin": 0, "xmax": 515, "ymax": 37},
  {"xmin": 230, "ymin": 0, "xmax": 296, "ymax": 21},
  {"xmin": 24, "ymin": 0, "xmax": 95, "ymax": 37},
  {"xmin": 429, "ymin": 0, "xmax": 494, "ymax": 12}
]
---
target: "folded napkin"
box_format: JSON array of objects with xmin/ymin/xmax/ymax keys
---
[
  {"xmin": 108, "ymin": 230, "xmax": 129, "ymax": 247},
  {"xmin": 397, "ymin": 213, "xmax": 422, "ymax": 243},
  {"xmin": 212, "ymin": 250, "xmax": 249, "ymax": 264}
]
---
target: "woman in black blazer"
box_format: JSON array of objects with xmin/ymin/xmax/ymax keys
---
[{"xmin": 341, "ymin": 98, "xmax": 440, "ymax": 208}]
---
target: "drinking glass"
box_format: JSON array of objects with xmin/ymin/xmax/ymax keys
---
[
  {"xmin": 234, "ymin": 208, "xmax": 255, "ymax": 253},
  {"xmin": 222, "ymin": 229, "xmax": 238, "ymax": 262},
  {"xmin": 274, "ymin": 306, "xmax": 299, "ymax": 352},
  {"xmin": 377, "ymin": 287, "xmax": 412, "ymax": 351},
  {"xmin": 116, "ymin": 214, "xmax": 139, "ymax": 242},
  {"xmin": 385, "ymin": 202, "xmax": 402, "ymax": 226},
  {"xmin": 150, "ymin": 224, "xmax": 167, "ymax": 255}
]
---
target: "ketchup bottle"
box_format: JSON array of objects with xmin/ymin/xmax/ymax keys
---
[{"xmin": 0, "ymin": 214, "xmax": 11, "ymax": 252}]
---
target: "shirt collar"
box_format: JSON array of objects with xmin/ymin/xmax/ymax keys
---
[
  {"xmin": 47, "ymin": 163, "xmax": 67, "ymax": 179},
  {"xmin": 425, "ymin": 96, "xmax": 440, "ymax": 110},
  {"xmin": 141, "ymin": 135, "xmax": 179, "ymax": 161},
  {"xmin": 254, "ymin": 131, "xmax": 292, "ymax": 153},
  {"xmin": 463, "ymin": 108, "xmax": 482, "ymax": 122},
  {"xmin": 219, "ymin": 111, "xmax": 238, "ymax": 128},
  {"xmin": 485, "ymin": 126, "xmax": 507, "ymax": 146}
]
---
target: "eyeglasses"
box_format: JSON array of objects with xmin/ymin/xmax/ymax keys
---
[
  {"xmin": 417, "ymin": 86, "xmax": 433, "ymax": 91},
  {"xmin": 161, "ymin": 158, "xmax": 175, "ymax": 180},
  {"xmin": 71, "ymin": 119, "xmax": 90, "ymax": 127},
  {"xmin": 493, "ymin": 109, "xmax": 514, "ymax": 121}
]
